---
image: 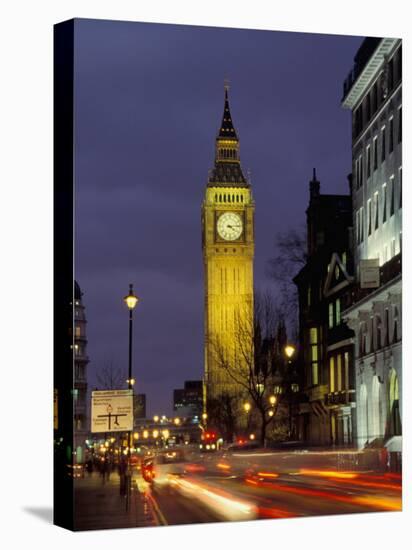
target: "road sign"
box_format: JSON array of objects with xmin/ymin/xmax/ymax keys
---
[{"xmin": 91, "ymin": 390, "xmax": 133, "ymax": 433}]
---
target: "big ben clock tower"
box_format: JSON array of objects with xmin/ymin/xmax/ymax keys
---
[{"xmin": 202, "ymin": 85, "xmax": 255, "ymax": 405}]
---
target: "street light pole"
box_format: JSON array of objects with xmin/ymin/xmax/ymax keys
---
[{"xmin": 123, "ymin": 284, "xmax": 139, "ymax": 511}]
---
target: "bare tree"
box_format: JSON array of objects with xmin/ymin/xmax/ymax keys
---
[
  {"xmin": 207, "ymin": 392, "xmax": 238, "ymax": 443},
  {"xmin": 267, "ymin": 227, "xmax": 307, "ymax": 337},
  {"xmin": 96, "ymin": 361, "xmax": 125, "ymax": 390},
  {"xmin": 209, "ymin": 292, "xmax": 287, "ymax": 446}
]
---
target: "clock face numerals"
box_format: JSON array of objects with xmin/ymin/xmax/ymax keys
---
[{"xmin": 217, "ymin": 212, "xmax": 243, "ymax": 241}]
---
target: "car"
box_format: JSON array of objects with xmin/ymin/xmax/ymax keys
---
[{"xmin": 141, "ymin": 450, "xmax": 187, "ymax": 487}]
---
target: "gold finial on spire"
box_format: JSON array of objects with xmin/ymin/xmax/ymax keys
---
[{"xmin": 224, "ymin": 78, "xmax": 230, "ymax": 92}]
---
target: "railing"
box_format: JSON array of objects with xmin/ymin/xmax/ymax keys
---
[{"xmin": 325, "ymin": 389, "xmax": 356, "ymax": 406}]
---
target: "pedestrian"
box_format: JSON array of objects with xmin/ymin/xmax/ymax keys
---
[
  {"xmin": 86, "ymin": 458, "xmax": 93, "ymax": 476},
  {"xmin": 119, "ymin": 457, "xmax": 127, "ymax": 495}
]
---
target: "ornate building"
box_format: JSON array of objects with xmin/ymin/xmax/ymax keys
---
[
  {"xmin": 73, "ymin": 281, "xmax": 89, "ymax": 463},
  {"xmin": 294, "ymin": 171, "xmax": 356, "ymax": 446},
  {"xmin": 202, "ymin": 86, "xmax": 255, "ymax": 405},
  {"xmin": 341, "ymin": 38, "xmax": 402, "ymax": 451}
]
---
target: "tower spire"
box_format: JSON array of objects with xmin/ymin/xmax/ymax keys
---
[
  {"xmin": 218, "ymin": 83, "xmax": 238, "ymax": 139},
  {"xmin": 208, "ymin": 83, "xmax": 248, "ymax": 187}
]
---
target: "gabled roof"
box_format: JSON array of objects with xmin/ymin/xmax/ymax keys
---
[{"xmin": 323, "ymin": 252, "xmax": 354, "ymax": 298}]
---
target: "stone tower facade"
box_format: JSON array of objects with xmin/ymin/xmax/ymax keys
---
[{"xmin": 202, "ymin": 87, "xmax": 255, "ymax": 405}]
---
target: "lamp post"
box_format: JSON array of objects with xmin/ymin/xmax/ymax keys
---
[
  {"xmin": 123, "ymin": 283, "xmax": 139, "ymax": 511},
  {"xmin": 283, "ymin": 344, "xmax": 296, "ymax": 440},
  {"xmin": 244, "ymin": 402, "xmax": 251, "ymax": 436}
]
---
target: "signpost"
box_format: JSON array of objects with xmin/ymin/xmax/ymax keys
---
[{"xmin": 91, "ymin": 390, "xmax": 133, "ymax": 433}]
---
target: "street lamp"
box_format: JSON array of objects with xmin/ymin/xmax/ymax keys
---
[
  {"xmin": 284, "ymin": 344, "xmax": 296, "ymax": 360},
  {"xmin": 153, "ymin": 415, "xmax": 159, "ymax": 423},
  {"xmin": 283, "ymin": 343, "xmax": 297, "ymax": 440},
  {"xmin": 243, "ymin": 403, "xmax": 251, "ymax": 413},
  {"xmin": 123, "ymin": 283, "xmax": 139, "ymax": 511},
  {"xmin": 269, "ymin": 395, "xmax": 277, "ymax": 406}
]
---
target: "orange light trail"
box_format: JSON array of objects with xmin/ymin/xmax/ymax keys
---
[
  {"xmin": 245, "ymin": 480, "xmax": 401, "ymax": 511},
  {"xmin": 217, "ymin": 463, "xmax": 231, "ymax": 470},
  {"xmin": 299, "ymin": 469, "xmax": 358, "ymax": 480},
  {"xmin": 257, "ymin": 472, "xmax": 279, "ymax": 479}
]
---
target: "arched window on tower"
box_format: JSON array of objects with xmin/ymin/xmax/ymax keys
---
[
  {"xmin": 219, "ymin": 194, "xmax": 222, "ymax": 202},
  {"xmin": 241, "ymin": 195, "xmax": 243, "ymax": 203}
]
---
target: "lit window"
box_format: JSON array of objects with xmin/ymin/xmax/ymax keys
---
[
  {"xmin": 329, "ymin": 357, "xmax": 335, "ymax": 392},
  {"xmin": 381, "ymin": 127, "xmax": 386, "ymax": 162},
  {"xmin": 367, "ymin": 199, "xmax": 372, "ymax": 236},
  {"xmin": 366, "ymin": 145, "xmax": 371, "ymax": 178},
  {"xmin": 390, "ymin": 176, "xmax": 395, "ymax": 216},
  {"xmin": 310, "ymin": 328, "xmax": 319, "ymax": 386},
  {"xmin": 335, "ymin": 299, "xmax": 341, "ymax": 326},
  {"xmin": 337, "ymin": 354, "xmax": 342, "ymax": 391},
  {"xmin": 329, "ymin": 303, "xmax": 334, "ymax": 329},
  {"xmin": 344, "ymin": 352, "xmax": 349, "ymax": 390},
  {"xmin": 374, "ymin": 192, "xmax": 379, "ymax": 230}
]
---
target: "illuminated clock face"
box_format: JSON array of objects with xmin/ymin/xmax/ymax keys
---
[{"xmin": 217, "ymin": 212, "xmax": 243, "ymax": 241}]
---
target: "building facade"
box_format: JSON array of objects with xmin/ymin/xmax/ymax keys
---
[
  {"xmin": 173, "ymin": 380, "xmax": 203, "ymax": 417},
  {"xmin": 341, "ymin": 38, "xmax": 402, "ymax": 450},
  {"xmin": 294, "ymin": 172, "xmax": 356, "ymax": 446},
  {"xmin": 74, "ymin": 281, "xmax": 89, "ymax": 463},
  {"xmin": 133, "ymin": 393, "xmax": 146, "ymax": 421},
  {"xmin": 202, "ymin": 87, "xmax": 255, "ymax": 404}
]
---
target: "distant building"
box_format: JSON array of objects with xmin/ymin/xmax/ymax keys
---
[
  {"xmin": 134, "ymin": 393, "xmax": 146, "ymax": 421},
  {"xmin": 74, "ymin": 281, "xmax": 89, "ymax": 463},
  {"xmin": 341, "ymin": 38, "xmax": 402, "ymax": 451},
  {"xmin": 294, "ymin": 171, "xmax": 356, "ymax": 446},
  {"xmin": 173, "ymin": 380, "xmax": 203, "ymax": 417}
]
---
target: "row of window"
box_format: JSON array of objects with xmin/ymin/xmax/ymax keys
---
[
  {"xmin": 329, "ymin": 352, "xmax": 350, "ymax": 393},
  {"xmin": 218, "ymin": 148, "xmax": 237, "ymax": 160},
  {"xmin": 328, "ymin": 299, "xmax": 341, "ymax": 329},
  {"xmin": 355, "ymin": 168, "xmax": 402, "ymax": 244},
  {"xmin": 214, "ymin": 193, "xmax": 244, "ymax": 203},
  {"xmin": 358, "ymin": 306, "xmax": 401, "ymax": 357},
  {"xmin": 355, "ymin": 108, "xmax": 402, "ymax": 190},
  {"xmin": 353, "ymin": 45, "xmax": 402, "ymax": 139}
]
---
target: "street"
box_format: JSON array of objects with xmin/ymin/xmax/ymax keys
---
[{"xmin": 74, "ymin": 447, "xmax": 402, "ymax": 529}]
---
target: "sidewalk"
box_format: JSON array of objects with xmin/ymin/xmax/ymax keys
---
[{"xmin": 74, "ymin": 471, "xmax": 156, "ymax": 531}]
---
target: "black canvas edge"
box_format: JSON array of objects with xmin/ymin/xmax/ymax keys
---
[{"xmin": 53, "ymin": 18, "xmax": 75, "ymax": 531}]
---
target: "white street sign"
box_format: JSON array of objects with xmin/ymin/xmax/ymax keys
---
[
  {"xmin": 360, "ymin": 259, "xmax": 380, "ymax": 289},
  {"xmin": 91, "ymin": 390, "xmax": 133, "ymax": 433}
]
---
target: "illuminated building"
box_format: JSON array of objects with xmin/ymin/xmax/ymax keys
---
[
  {"xmin": 341, "ymin": 38, "xmax": 402, "ymax": 451},
  {"xmin": 202, "ymin": 85, "xmax": 255, "ymax": 404},
  {"xmin": 73, "ymin": 281, "xmax": 89, "ymax": 463},
  {"xmin": 294, "ymin": 171, "xmax": 356, "ymax": 446}
]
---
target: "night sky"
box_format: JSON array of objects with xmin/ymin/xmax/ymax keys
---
[{"xmin": 74, "ymin": 18, "xmax": 363, "ymax": 416}]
